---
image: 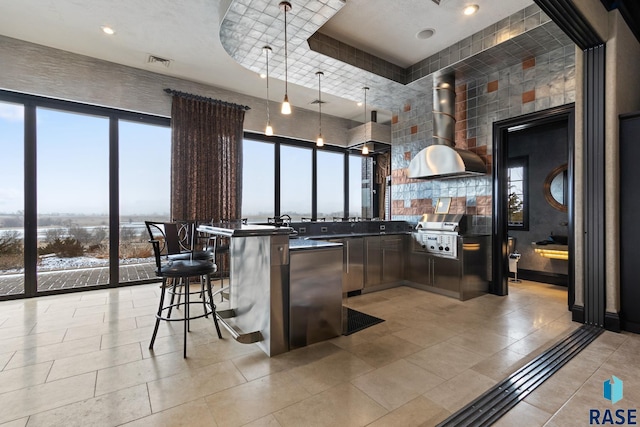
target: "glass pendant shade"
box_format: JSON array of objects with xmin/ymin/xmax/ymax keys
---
[
  {"xmin": 265, "ymin": 123, "xmax": 274, "ymax": 136},
  {"xmin": 316, "ymin": 134, "xmax": 324, "ymax": 147},
  {"xmin": 281, "ymin": 94, "xmax": 291, "ymax": 115}
]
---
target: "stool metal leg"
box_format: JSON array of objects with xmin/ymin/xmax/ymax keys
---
[
  {"xmin": 184, "ymin": 275, "xmax": 189, "ymax": 358},
  {"xmin": 205, "ymin": 273, "xmax": 223, "ymax": 339},
  {"xmin": 149, "ymin": 278, "xmax": 168, "ymax": 350}
]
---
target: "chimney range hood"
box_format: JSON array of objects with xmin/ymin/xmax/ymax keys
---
[
  {"xmin": 407, "ymin": 74, "xmax": 486, "ymax": 180},
  {"xmin": 347, "ymin": 110, "xmax": 391, "ymax": 154}
]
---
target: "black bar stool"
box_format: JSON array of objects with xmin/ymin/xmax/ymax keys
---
[{"xmin": 146, "ymin": 221, "xmax": 222, "ymax": 357}]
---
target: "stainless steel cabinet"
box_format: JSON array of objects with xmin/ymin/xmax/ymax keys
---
[
  {"xmin": 344, "ymin": 237, "xmax": 364, "ymax": 292},
  {"xmin": 365, "ymin": 236, "xmax": 382, "ymax": 287},
  {"xmin": 407, "ymin": 235, "xmax": 489, "ymax": 300},
  {"xmin": 408, "ymin": 239, "xmax": 431, "ymax": 286},
  {"xmin": 381, "ymin": 236, "xmax": 404, "ymax": 284},
  {"xmin": 327, "ymin": 237, "xmax": 365, "ymax": 293},
  {"xmin": 365, "ymin": 235, "xmax": 405, "ymax": 288},
  {"xmin": 431, "ymin": 256, "xmax": 461, "ymax": 294}
]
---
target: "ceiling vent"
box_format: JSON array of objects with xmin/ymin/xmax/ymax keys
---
[{"xmin": 147, "ymin": 55, "xmax": 172, "ymax": 68}]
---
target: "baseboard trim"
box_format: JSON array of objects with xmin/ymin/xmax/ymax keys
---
[
  {"xmin": 512, "ymin": 269, "xmax": 568, "ymax": 286},
  {"xmin": 605, "ymin": 311, "xmax": 621, "ymax": 332},
  {"xmin": 572, "ymin": 305, "xmax": 585, "ymax": 323},
  {"xmin": 621, "ymin": 318, "xmax": 640, "ymax": 334}
]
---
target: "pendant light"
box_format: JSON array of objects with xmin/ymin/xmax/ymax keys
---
[
  {"xmin": 362, "ymin": 86, "xmax": 370, "ymax": 155},
  {"xmin": 263, "ymin": 46, "xmax": 274, "ymax": 136},
  {"xmin": 316, "ymin": 71, "xmax": 324, "ymax": 147},
  {"xmin": 280, "ymin": 1, "xmax": 292, "ymax": 115}
]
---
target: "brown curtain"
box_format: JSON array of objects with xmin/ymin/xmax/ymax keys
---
[
  {"xmin": 170, "ymin": 94, "xmax": 246, "ymax": 222},
  {"xmin": 375, "ymin": 151, "xmax": 391, "ymax": 219}
]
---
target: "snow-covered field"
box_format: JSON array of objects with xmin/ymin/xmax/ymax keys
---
[{"xmin": 2, "ymin": 256, "xmax": 154, "ymax": 275}]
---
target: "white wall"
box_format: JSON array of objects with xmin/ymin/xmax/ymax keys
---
[{"xmin": 0, "ymin": 35, "xmax": 358, "ymax": 147}]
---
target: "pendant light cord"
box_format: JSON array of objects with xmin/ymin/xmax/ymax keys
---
[
  {"xmin": 318, "ymin": 72, "xmax": 322, "ymax": 135},
  {"xmin": 283, "ymin": 4, "xmax": 288, "ymax": 96},
  {"xmin": 265, "ymin": 47, "xmax": 270, "ymax": 123}
]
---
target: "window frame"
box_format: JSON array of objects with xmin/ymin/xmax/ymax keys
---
[
  {"xmin": 507, "ymin": 156, "xmax": 529, "ymax": 231},
  {"xmin": 0, "ymin": 89, "xmax": 170, "ymax": 300},
  {"xmin": 244, "ymin": 132, "xmax": 367, "ymax": 221}
]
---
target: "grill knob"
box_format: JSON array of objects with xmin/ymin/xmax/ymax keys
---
[
  {"xmin": 422, "ymin": 245, "xmax": 426, "ymax": 249},
  {"xmin": 430, "ymin": 246, "xmax": 435, "ymax": 250},
  {"xmin": 445, "ymin": 247, "xmax": 450, "ymax": 251},
  {"xmin": 438, "ymin": 246, "xmax": 443, "ymax": 250}
]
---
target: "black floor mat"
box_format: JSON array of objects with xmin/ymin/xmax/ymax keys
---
[{"xmin": 344, "ymin": 307, "xmax": 384, "ymax": 336}]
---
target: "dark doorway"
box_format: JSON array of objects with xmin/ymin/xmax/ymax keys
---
[{"xmin": 492, "ymin": 104, "xmax": 575, "ymax": 310}]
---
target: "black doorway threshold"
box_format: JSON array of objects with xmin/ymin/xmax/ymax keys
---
[
  {"xmin": 437, "ymin": 324, "xmax": 603, "ymax": 427},
  {"xmin": 344, "ymin": 307, "xmax": 384, "ymax": 336}
]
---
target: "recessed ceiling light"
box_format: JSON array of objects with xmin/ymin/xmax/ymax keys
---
[
  {"xmin": 463, "ymin": 4, "xmax": 479, "ymax": 15},
  {"xmin": 260, "ymin": 73, "xmax": 267, "ymax": 79},
  {"xmin": 357, "ymin": 102, "xmax": 363, "ymax": 107},
  {"xmin": 416, "ymin": 28, "xmax": 435, "ymax": 40},
  {"xmin": 101, "ymin": 26, "xmax": 115, "ymax": 35}
]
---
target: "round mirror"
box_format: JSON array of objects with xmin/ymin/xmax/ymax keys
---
[{"xmin": 543, "ymin": 163, "xmax": 568, "ymax": 212}]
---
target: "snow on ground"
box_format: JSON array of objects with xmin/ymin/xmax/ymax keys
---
[{"xmin": 2, "ymin": 256, "xmax": 154, "ymax": 274}]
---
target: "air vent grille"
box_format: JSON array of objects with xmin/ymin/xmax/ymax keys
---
[{"xmin": 147, "ymin": 55, "xmax": 172, "ymax": 68}]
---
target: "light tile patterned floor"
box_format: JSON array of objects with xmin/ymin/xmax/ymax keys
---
[{"xmin": 0, "ymin": 280, "xmax": 638, "ymax": 426}]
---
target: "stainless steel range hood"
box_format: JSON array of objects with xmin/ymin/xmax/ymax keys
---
[
  {"xmin": 407, "ymin": 74, "xmax": 486, "ymax": 180},
  {"xmin": 408, "ymin": 145, "xmax": 486, "ymax": 179}
]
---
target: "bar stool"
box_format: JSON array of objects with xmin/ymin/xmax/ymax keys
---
[
  {"xmin": 146, "ymin": 222, "xmax": 222, "ymax": 357},
  {"xmin": 146, "ymin": 221, "xmax": 214, "ymax": 317}
]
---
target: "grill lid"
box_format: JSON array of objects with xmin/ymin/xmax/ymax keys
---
[{"xmin": 416, "ymin": 213, "xmax": 468, "ymax": 233}]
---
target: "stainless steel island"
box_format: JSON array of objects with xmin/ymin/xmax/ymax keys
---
[{"xmin": 197, "ymin": 224, "xmax": 343, "ymax": 357}]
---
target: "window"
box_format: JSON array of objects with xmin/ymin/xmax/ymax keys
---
[
  {"xmin": 317, "ymin": 150, "xmax": 344, "ymax": 220},
  {"xmin": 508, "ymin": 157, "xmax": 528, "ymax": 230},
  {"xmin": 119, "ymin": 120, "xmax": 171, "ymax": 282},
  {"xmin": 280, "ymin": 145, "xmax": 312, "ymax": 221},
  {"xmin": 0, "ymin": 101, "xmax": 25, "ymax": 295},
  {"xmin": 242, "ymin": 139, "xmax": 275, "ymax": 222},
  {"xmin": 0, "ymin": 90, "xmax": 170, "ymax": 299},
  {"xmin": 349, "ymin": 155, "xmax": 364, "ymax": 218},
  {"xmin": 36, "ymin": 107, "xmax": 111, "ymax": 291}
]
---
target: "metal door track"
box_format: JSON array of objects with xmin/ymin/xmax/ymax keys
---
[{"xmin": 437, "ymin": 324, "xmax": 603, "ymax": 427}]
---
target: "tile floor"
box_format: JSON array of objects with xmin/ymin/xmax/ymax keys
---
[{"xmin": 0, "ymin": 280, "xmax": 638, "ymax": 426}]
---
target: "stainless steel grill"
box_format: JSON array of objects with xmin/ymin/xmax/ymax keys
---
[{"xmin": 414, "ymin": 214, "xmax": 469, "ymax": 259}]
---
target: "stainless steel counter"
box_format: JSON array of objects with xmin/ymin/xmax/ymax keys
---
[
  {"xmin": 288, "ymin": 238, "xmax": 343, "ymax": 251},
  {"xmin": 196, "ymin": 225, "xmax": 343, "ymax": 357},
  {"xmin": 198, "ymin": 223, "xmax": 292, "ymax": 238}
]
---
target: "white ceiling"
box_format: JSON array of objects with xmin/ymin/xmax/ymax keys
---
[
  {"xmin": 0, "ymin": 0, "xmax": 536, "ymax": 123},
  {"xmin": 320, "ymin": 0, "xmax": 534, "ymax": 68}
]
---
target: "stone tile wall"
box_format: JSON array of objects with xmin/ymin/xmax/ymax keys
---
[{"xmin": 391, "ymin": 45, "xmax": 576, "ymax": 230}]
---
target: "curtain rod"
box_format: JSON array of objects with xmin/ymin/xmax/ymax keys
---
[{"xmin": 164, "ymin": 88, "xmax": 251, "ymax": 111}]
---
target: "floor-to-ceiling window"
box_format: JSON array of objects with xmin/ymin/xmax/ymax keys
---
[
  {"xmin": 242, "ymin": 139, "xmax": 275, "ymax": 222},
  {"xmin": 241, "ymin": 133, "xmax": 374, "ymax": 222},
  {"xmin": 0, "ymin": 101, "xmax": 25, "ymax": 296},
  {"xmin": 349, "ymin": 154, "xmax": 364, "ymax": 218},
  {"xmin": 0, "ymin": 90, "xmax": 170, "ymax": 299},
  {"xmin": 35, "ymin": 108, "xmax": 110, "ymax": 292},
  {"xmin": 280, "ymin": 145, "xmax": 313, "ymax": 221},
  {"xmin": 317, "ymin": 150, "xmax": 344, "ymax": 220},
  {"xmin": 118, "ymin": 120, "xmax": 171, "ymax": 283}
]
